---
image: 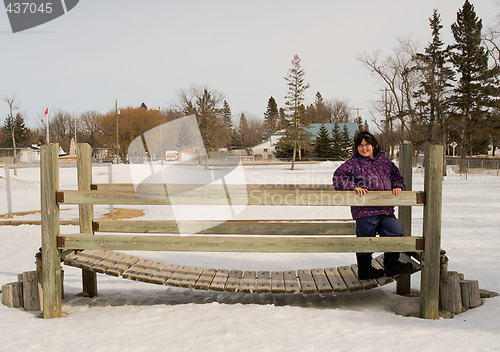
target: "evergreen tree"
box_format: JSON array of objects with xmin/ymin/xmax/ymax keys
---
[
  {"xmin": 284, "ymin": 54, "xmax": 311, "ymax": 169},
  {"xmin": 1, "ymin": 112, "xmax": 30, "ymax": 144},
  {"xmin": 331, "ymin": 122, "xmax": 342, "ymax": 158},
  {"xmin": 449, "ymin": 0, "xmax": 491, "ymax": 156},
  {"xmin": 414, "ymin": 9, "xmax": 454, "ymax": 147},
  {"xmin": 314, "ymin": 124, "xmax": 332, "ymax": 158},
  {"xmin": 221, "ymin": 100, "xmax": 233, "ymax": 129},
  {"xmin": 340, "ymin": 124, "xmax": 353, "ymax": 159},
  {"xmin": 263, "ymin": 97, "xmax": 279, "ymax": 138}
]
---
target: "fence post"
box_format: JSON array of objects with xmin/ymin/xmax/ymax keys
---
[
  {"xmin": 4, "ymin": 165, "xmax": 12, "ymax": 217},
  {"xmin": 108, "ymin": 163, "xmax": 114, "ymax": 214},
  {"xmin": 40, "ymin": 143, "xmax": 63, "ymax": 318},
  {"xmin": 419, "ymin": 143, "xmax": 443, "ymax": 319},
  {"xmin": 77, "ymin": 143, "xmax": 97, "ymax": 297},
  {"xmin": 397, "ymin": 143, "xmax": 413, "ymax": 295}
]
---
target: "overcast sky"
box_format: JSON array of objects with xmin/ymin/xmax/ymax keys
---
[{"xmin": 1, "ymin": 0, "xmax": 499, "ymax": 128}]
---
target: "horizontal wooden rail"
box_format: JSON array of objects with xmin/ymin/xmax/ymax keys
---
[
  {"xmin": 57, "ymin": 234, "xmax": 424, "ymax": 253},
  {"xmin": 94, "ymin": 219, "xmax": 357, "ymax": 235},
  {"xmin": 57, "ymin": 189, "xmax": 424, "ymax": 206}
]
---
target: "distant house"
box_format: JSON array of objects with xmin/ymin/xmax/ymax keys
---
[
  {"xmin": 250, "ymin": 122, "xmax": 358, "ymax": 159},
  {"xmin": 0, "ymin": 141, "xmax": 42, "ymax": 164}
]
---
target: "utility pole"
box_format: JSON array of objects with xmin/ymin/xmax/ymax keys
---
[
  {"xmin": 353, "ymin": 107, "xmax": 363, "ymax": 130},
  {"xmin": 115, "ymin": 100, "xmax": 120, "ymax": 164}
]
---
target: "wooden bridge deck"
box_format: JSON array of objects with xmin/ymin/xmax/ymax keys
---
[{"xmin": 64, "ymin": 250, "xmax": 420, "ymax": 295}]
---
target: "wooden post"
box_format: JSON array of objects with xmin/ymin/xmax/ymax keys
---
[
  {"xmin": 2, "ymin": 281, "xmax": 23, "ymax": 308},
  {"xmin": 397, "ymin": 142, "xmax": 412, "ymax": 295},
  {"xmin": 41, "ymin": 143, "xmax": 63, "ymax": 318},
  {"xmin": 419, "ymin": 143, "xmax": 443, "ymax": 319},
  {"xmin": 77, "ymin": 143, "xmax": 97, "ymax": 297}
]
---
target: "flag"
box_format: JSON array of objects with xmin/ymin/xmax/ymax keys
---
[{"xmin": 42, "ymin": 108, "xmax": 48, "ymax": 123}]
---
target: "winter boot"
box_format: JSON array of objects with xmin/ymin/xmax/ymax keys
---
[
  {"xmin": 357, "ymin": 254, "xmax": 384, "ymax": 280},
  {"xmin": 383, "ymin": 252, "xmax": 413, "ymax": 277}
]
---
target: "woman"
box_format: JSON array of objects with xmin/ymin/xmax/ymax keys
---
[{"xmin": 332, "ymin": 131, "xmax": 413, "ymax": 280}]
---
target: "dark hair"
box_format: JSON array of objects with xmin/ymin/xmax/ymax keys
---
[{"xmin": 353, "ymin": 131, "xmax": 379, "ymax": 157}]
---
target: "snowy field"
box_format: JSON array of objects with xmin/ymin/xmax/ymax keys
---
[{"xmin": 0, "ymin": 162, "xmax": 499, "ymax": 352}]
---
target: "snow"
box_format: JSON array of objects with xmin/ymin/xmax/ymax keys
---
[{"xmin": 1, "ymin": 163, "xmax": 499, "ymax": 352}]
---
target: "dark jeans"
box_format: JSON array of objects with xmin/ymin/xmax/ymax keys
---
[{"xmin": 355, "ymin": 214, "xmax": 404, "ymax": 260}]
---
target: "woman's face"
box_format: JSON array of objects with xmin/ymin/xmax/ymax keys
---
[{"xmin": 357, "ymin": 139, "xmax": 374, "ymax": 158}]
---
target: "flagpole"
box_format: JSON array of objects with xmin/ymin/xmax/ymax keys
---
[{"xmin": 43, "ymin": 108, "xmax": 50, "ymax": 144}]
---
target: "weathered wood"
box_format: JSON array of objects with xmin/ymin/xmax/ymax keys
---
[
  {"xmin": 350, "ymin": 264, "xmax": 378, "ymax": 290},
  {"xmin": 311, "ymin": 269, "xmax": 333, "ymax": 293},
  {"xmin": 297, "ymin": 270, "xmax": 317, "ymax": 294},
  {"xmin": 95, "ymin": 219, "xmax": 357, "ymax": 236},
  {"xmin": 58, "ymin": 234, "xmax": 422, "ymax": 253},
  {"xmin": 58, "ymin": 189, "xmax": 424, "ymax": 207},
  {"xmin": 283, "ymin": 271, "xmax": 300, "ymax": 294},
  {"xmin": 22, "ymin": 271, "xmax": 40, "ymax": 311},
  {"xmin": 210, "ymin": 270, "xmax": 229, "ymax": 291},
  {"xmin": 256, "ymin": 271, "xmax": 271, "ymax": 293},
  {"xmin": 225, "ymin": 270, "xmax": 243, "ymax": 293},
  {"xmin": 397, "ymin": 143, "xmax": 412, "ymax": 295},
  {"xmin": 122, "ymin": 258, "xmax": 155, "ymax": 280},
  {"xmin": 337, "ymin": 266, "xmax": 363, "ymax": 291},
  {"xmin": 135, "ymin": 261, "xmax": 167, "ymax": 284},
  {"xmin": 194, "ymin": 268, "xmax": 217, "ymax": 290},
  {"xmin": 240, "ymin": 271, "xmax": 257, "ymax": 293},
  {"xmin": 372, "ymin": 255, "xmax": 394, "ymax": 286},
  {"xmin": 178, "ymin": 267, "xmax": 204, "ymax": 288},
  {"xmin": 151, "ymin": 264, "xmax": 179, "ymax": 285},
  {"xmin": 105, "ymin": 254, "xmax": 140, "ymax": 277},
  {"xmin": 40, "ymin": 143, "xmax": 63, "ymax": 318},
  {"xmin": 460, "ymin": 280, "xmax": 481, "ymax": 309},
  {"xmin": 2, "ymin": 281, "xmax": 23, "ymax": 308},
  {"xmin": 77, "ymin": 143, "xmax": 97, "ymax": 298},
  {"xmin": 165, "ymin": 265, "xmax": 190, "ymax": 287},
  {"xmin": 420, "ymin": 144, "xmax": 443, "ymax": 319},
  {"xmin": 270, "ymin": 271, "xmax": 285, "ymax": 294},
  {"xmin": 324, "ymin": 267, "xmax": 348, "ymax": 292},
  {"xmin": 439, "ymin": 272, "xmax": 463, "ymax": 314}
]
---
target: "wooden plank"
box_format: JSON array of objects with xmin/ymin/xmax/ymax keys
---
[
  {"xmin": 135, "ymin": 261, "xmax": 167, "ymax": 284},
  {"xmin": 105, "ymin": 254, "xmax": 140, "ymax": 277},
  {"xmin": 58, "ymin": 189, "xmax": 424, "ymax": 207},
  {"xmin": 40, "ymin": 143, "xmax": 63, "ymax": 318},
  {"xmin": 297, "ymin": 270, "xmax": 317, "ymax": 294},
  {"xmin": 64, "ymin": 250, "xmax": 111, "ymax": 271},
  {"xmin": 350, "ymin": 264, "xmax": 379, "ymax": 289},
  {"xmin": 420, "ymin": 144, "xmax": 444, "ymax": 319},
  {"xmin": 165, "ymin": 265, "xmax": 190, "ymax": 287},
  {"xmin": 58, "ymin": 234, "xmax": 422, "ymax": 253},
  {"xmin": 373, "ymin": 255, "xmax": 394, "ymax": 286},
  {"xmin": 240, "ymin": 271, "xmax": 257, "ymax": 293},
  {"xmin": 96, "ymin": 220, "xmax": 357, "ymax": 236},
  {"xmin": 122, "ymin": 258, "xmax": 155, "ymax": 280},
  {"xmin": 210, "ymin": 270, "xmax": 229, "ymax": 291},
  {"xmin": 225, "ymin": 270, "xmax": 243, "ymax": 293},
  {"xmin": 151, "ymin": 264, "xmax": 179, "ymax": 285},
  {"xmin": 311, "ymin": 269, "xmax": 333, "ymax": 293},
  {"xmin": 91, "ymin": 251, "xmax": 127, "ymax": 273},
  {"xmin": 337, "ymin": 266, "xmax": 364, "ymax": 291},
  {"xmin": 194, "ymin": 268, "xmax": 217, "ymax": 290},
  {"xmin": 178, "ymin": 267, "xmax": 204, "ymax": 289},
  {"xmin": 270, "ymin": 271, "xmax": 285, "ymax": 294},
  {"xmin": 283, "ymin": 271, "xmax": 300, "ymax": 294},
  {"xmin": 256, "ymin": 271, "xmax": 271, "ymax": 293},
  {"xmin": 324, "ymin": 267, "xmax": 348, "ymax": 292}
]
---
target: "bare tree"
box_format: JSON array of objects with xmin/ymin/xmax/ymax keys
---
[
  {"xmin": 328, "ymin": 99, "xmax": 353, "ymax": 123},
  {"xmin": 50, "ymin": 110, "xmax": 75, "ymax": 153},
  {"xmin": 2, "ymin": 95, "xmax": 19, "ymax": 168}
]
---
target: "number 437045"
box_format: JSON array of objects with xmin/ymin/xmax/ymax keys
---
[{"xmin": 6, "ymin": 2, "xmax": 53, "ymax": 14}]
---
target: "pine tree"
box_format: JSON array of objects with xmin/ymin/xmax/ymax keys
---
[
  {"xmin": 263, "ymin": 97, "xmax": 279, "ymax": 138},
  {"xmin": 1, "ymin": 112, "xmax": 30, "ymax": 144},
  {"xmin": 450, "ymin": 0, "xmax": 491, "ymax": 156},
  {"xmin": 331, "ymin": 122, "xmax": 342, "ymax": 158},
  {"xmin": 314, "ymin": 124, "xmax": 332, "ymax": 158},
  {"xmin": 414, "ymin": 9, "xmax": 454, "ymax": 147},
  {"xmin": 340, "ymin": 124, "xmax": 353, "ymax": 159},
  {"xmin": 284, "ymin": 54, "xmax": 311, "ymax": 169}
]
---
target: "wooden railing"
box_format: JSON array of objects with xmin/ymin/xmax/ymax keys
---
[{"xmin": 40, "ymin": 143, "xmax": 443, "ymax": 319}]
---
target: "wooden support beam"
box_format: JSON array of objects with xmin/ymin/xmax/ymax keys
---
[
  {"xmin": 57, "ymin": 234, "xmax": 423, "ymax": 253},
  {"xmin": 77, "ymin": 143, "xmax": 97, "ymax": 298},
  {"xmin": 40, "ymin": 143, "xmax": 63, "ymax": 318},
  {"xmin": 57, "ymin": 189, "xmax": 425, "ymax": 207},
  {"xmin": 419, "ymin": 143, "xmax": 443, "ymax": 319}
]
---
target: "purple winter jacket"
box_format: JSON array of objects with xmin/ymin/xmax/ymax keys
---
[{"xmin": 332, "ymin": 150, "xmax": 406, "ymax": 219}]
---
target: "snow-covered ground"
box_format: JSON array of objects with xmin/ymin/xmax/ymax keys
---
[{"xmin": 0, "ymin": 162, "xmax": 499, "ymax": 352}]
